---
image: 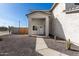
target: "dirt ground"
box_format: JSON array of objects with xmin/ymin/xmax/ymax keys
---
[
  {"xmin": 1, "ymin": 34, "xmax": 79, "ymax": 56},
  {"xmin": 44, "ymin": 38, "xmax": 79, "ymax": 56},
  {"xmin": 0, "ymin": 34, "xmax": 41, "ymax": 56}
]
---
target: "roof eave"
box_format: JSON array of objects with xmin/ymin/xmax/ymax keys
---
[
  {"xmin": 26, "ymin": 11, "xmax": 51, "ymax": 16},
  {"xmin": 49, "ymin": 3, "xmax": 59, "ymax": 12}
]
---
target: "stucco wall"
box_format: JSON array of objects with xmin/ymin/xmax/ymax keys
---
[
  {"xmin": 49, "ymin": 14, "xmax": 54, "ymax": 35},
  {"xmin": 31, "ymin": 18, "xmax": 45, "ymax": 35},
  {"xmin": 29, "ymin": 12, "xmax": 48, "ymax": 18},
  {"xmin": 28, "ymin": 12, "xmax": 49, "ymax": 36},
  {"xmin": 52, "ymin": 3, "xmax": 79, "ymax": 46}
]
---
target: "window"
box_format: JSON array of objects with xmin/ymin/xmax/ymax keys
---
[
  {"xmin": 66, "ymin": 3, "xmax": 79, "ymax": 14},
  {"xmin": 74, "ymin": 3, "xmax": 79, "ymax": 5},
  {"xmin": 33, "ymin": 26, "xmax": 37, "ymax": 31}
]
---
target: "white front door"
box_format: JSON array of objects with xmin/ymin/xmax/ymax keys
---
[{"xmin": 37, "ymin": 25, "xmax": 44, "ymax": 35}]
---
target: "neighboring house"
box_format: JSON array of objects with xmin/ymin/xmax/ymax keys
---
[{"xmin": 27, "ymin": 3, "xmax": 79, "ymax": 46}]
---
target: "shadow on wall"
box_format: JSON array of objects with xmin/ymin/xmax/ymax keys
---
[
  {"xmin": 50, "ymin": 13, "xmax": 66, "ymax": 40},
  {"xmin": 54, "ymin": 18, "xmax": 66, "ymax": 40},
  {"xmin": 47, "ymin": 13, "xmax": 79, "ymax": 56}
]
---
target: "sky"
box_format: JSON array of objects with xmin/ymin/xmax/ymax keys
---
[{"xmin": 0, "ymin": 3, "xmax": 52, "ymax": 27}]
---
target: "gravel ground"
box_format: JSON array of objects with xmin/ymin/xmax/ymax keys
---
[
  {"xmin": 44, "ymin": 38, "xmax": 79, "ymax": 56},
  {"xmin": 0, "ymin": 34, "xmax": 42, "ymax": 56},
  {"xmin": 2, "ymin": 34, "xmax": 79, "ymax": 56}
]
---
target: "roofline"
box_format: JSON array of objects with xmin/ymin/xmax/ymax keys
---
[
  {"xmin": 31, "ymin": 10, "xmax": 49, "ymax": 12},
  {"xmin": 49, "ymin": 3, "xmax": 59, "ymax": 12},
  {"xmin": 26, "ymin": 10, "xmax": 51, "ymax": 16}
]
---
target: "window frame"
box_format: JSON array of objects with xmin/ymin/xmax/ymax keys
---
[
  {"xmin": 32, "ymin": 25, "xmax": 37, "ymax": 31},
  {"xmin": 74, "ymin": 3, "xmax": 79, "ymax": 5}
]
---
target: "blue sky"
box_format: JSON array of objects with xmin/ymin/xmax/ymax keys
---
[{"xmin": 0, "ymin": 3, "xmax": 52, "ymax": 27}]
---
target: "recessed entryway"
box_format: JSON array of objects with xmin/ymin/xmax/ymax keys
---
[{"xmin": 32, "ymin": 18, "xmax": 45, "ymax": 36}]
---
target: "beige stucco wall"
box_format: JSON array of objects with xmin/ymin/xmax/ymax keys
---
[
  {"xmin": 31, "ymin": 18, "xmax": 45, "ymax": 35},
  {"xmin": 28, "ymin": 12, "xmax": 49, "ymax": 36},
  {"xmin": 52, "ymin": 3, "xmax": 79, "ymax": 46},
  {"xmin": 49, "ymin": 14, "xmax": 54, "ymax": 35}
]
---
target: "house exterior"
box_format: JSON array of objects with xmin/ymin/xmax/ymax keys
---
[
  {"xmin": 27, "ymin": 3, "xmax": 79, "ymax": 46},
  {"xmin": 27, "ymin": 11, "xmax": 51, "ymax": 36},
  {"xmin": 50, "ymin": 3, "xmax": 79, "ymax": 46}
]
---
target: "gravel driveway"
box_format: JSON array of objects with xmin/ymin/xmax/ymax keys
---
[{"xmin": 0, "ymin": 34, "xmax": 41, "ymax": 56}]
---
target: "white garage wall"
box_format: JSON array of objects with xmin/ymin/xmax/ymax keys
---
[{"xmin": 52, "ymin": 3, "xmax": 79, "ymax": 46}]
